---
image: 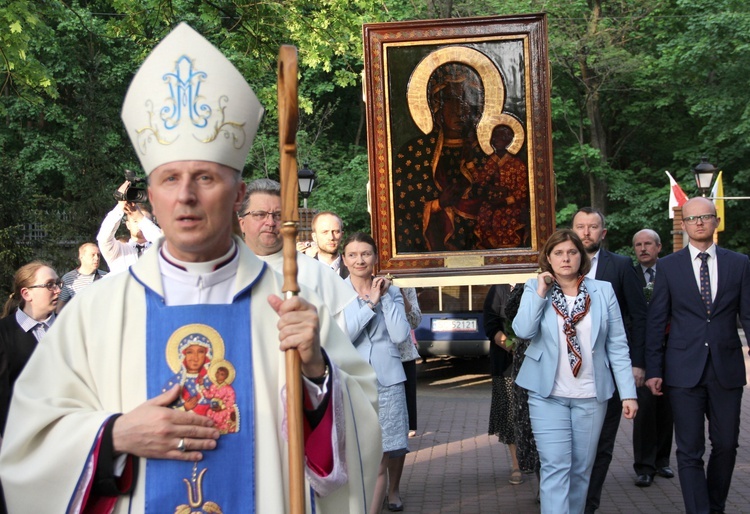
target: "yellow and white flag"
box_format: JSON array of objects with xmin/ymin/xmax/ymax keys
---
[{"xmin": 711, "ymin": 171, "xmax": 725, "ymax": 232}]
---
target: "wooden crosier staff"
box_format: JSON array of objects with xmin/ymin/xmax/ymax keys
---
[{"xmin": 277, "ymin": 45, "xmax": 305, "ymax": 514}]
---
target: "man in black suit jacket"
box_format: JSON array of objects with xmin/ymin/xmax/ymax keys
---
[
  {"xmin": 646, "ymin": 197, "xmax": 750, "ymax": 514},
  {"xmin": 631, "ymin": 229, "xmax": 674, "ymax": 487},
  {"xmin": 573, "ymin": 208, "xmax": 648, "ymax": 514}
]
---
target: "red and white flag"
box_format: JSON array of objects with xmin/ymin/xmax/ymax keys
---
[{"xmin": 666, "ymin": 171, "xmax": 689, "ymax": 219}]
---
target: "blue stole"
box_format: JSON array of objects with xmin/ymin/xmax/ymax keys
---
[{"xmin": 144, "ymin": 287, "xmax": 255, "ymax": 513}]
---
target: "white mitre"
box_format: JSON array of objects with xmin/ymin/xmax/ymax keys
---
[{"xmin": 121, "ymin": 23, "xmax": 264, "ymax": 174}]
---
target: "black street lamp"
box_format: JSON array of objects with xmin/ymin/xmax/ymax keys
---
[
  {"xmin": 297, "ymin": 163, "xmax": 316, "ymax": 209},
  {"xmin": 692, "ymin": 156, "xmax": 718, "ymax": 197}
]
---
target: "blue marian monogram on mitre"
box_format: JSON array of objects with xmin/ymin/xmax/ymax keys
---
[{"xmin": 135, "ymin": 55, "xmax": 246, "ymax": 152}]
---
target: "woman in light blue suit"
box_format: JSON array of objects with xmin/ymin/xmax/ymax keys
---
[
  {"xmin": 343, "ymin": 232, "xmax": 411, "ymax": 513},
  {"xmin": 513, "ymin": 229, "xmax": 638, "ymax": 514}
]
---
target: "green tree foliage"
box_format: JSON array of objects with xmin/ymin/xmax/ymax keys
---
[
  {"xmin": 645, "ymin": 0, "xmax": 750, "ymax": 253},
  {"xmin": 0, "ymin": 0, "xmax": 59, "ymax": 108}
]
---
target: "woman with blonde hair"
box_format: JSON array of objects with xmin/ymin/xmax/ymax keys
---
[{"xmin": 0, "ymin": 261, "xmax": 61, "ymax": 430}]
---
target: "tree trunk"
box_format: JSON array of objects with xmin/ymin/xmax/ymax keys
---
[
  {"xmin": 581, "ymin": 0, "xmax": 609, "ymax": 211},
  {"xmin": 427, "ymin": 0, "xmax": 453, "ymax": 18}
]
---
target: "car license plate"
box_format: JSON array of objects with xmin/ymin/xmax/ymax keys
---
[{"xmin": 432, "ymin": 318, "xmax": 478, "ymax": 332}]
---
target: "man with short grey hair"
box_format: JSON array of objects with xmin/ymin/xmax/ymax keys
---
[
  {"xmin": 238, "ymin": 179, "xmax": 356, "ymax": 332},
  {"xmin": 631, "ymin": 228, "xmax": 674, "ymax": 488}
]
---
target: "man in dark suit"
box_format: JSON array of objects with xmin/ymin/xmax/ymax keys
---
[
  {"xmin": 573, "ymin": 207, "xmax": 648, "ymax": 514},
  {"xmin": 646, "ymin": 197, "xmax": 750, "ymax": 514},
  {"xmin": 631, "ymin": 229, "xmax": 674, "ymax": 487},
  {"xmin": 311, "ymin": 211, "xmax": 349, "ymax": 279}
]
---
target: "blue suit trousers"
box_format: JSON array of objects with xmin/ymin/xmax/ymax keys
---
[{"xmin": 528, "ymin": 392, "xmax": 608, "ymax": 514}]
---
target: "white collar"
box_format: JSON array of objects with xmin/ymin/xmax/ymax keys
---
[{"xmin": 688, "ymin": 243, "xmax": 717, "ymax": 260}]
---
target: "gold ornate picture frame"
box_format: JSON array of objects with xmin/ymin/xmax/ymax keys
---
[{"xmin": 363, "ymin": 14, "xmax": 555, "ymax": 283}]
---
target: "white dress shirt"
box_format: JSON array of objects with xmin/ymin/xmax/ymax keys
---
[{"xmin": 587, "ymin": 250, "xmax": 601, "ymax": 278}]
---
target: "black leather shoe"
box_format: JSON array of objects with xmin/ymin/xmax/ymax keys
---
[
  {"xmin": 656, "ymin": 466, "xmax": 675, "ymax": 478},
  {"xmin": 635, "ymin": 474, "xmax": 654, "ymax": 487}
]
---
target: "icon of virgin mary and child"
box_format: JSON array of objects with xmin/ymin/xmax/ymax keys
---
[
  {"xmin": 393, "ymin": 46, "xmax": 531, "ymax": 254},
  {"xmin": 162, "ymin": 327, "xmax": 240, "ymax": 434}
]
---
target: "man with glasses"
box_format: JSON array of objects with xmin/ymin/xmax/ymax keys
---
[
  {"xmin": 646, "ymin": 197, "xmax": 750, "ymax": 514},
  {"xmin": 238, "ymin": 178, "xmax": 356, "ymax": 332}
]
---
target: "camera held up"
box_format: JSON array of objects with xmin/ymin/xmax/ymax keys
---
[{"xmin": 113, "ymin": 169, "xmax": 148, "ymax": 203}]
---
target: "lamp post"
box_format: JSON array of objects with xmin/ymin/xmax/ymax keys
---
[
  {"xmin": 692, "ymin": 156, "xmax": 718, "ymax": 197},
  {"xmin": 297, "ymin": 163, "xmax": 316, "ymax": 209}
]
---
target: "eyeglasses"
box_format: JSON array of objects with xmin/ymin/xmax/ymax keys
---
[
  {"xmin": 239, "ymin": 210, "xmax": 282, "ymax": 222},
  {"xmin": 683, "ymin": 214, "xmax": 716, "ymax": 225},
  {"xmin": 27, "ymin": 280, "xmax": 64, "ymax": 291}
]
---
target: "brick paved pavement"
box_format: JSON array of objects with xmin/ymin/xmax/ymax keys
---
[{"xmin": 395, "ymin": 354, "xmax": 750, "ymax": 514}]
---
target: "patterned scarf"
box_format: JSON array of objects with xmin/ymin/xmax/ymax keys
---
[{"xmin": 550, "ymin": 275, "xmax": 591, "ymax": 377}]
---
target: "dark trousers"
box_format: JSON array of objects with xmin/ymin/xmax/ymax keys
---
[
  {"xmin": 584, "ymin": 388, "xmax": 621, "ymax": 513},
  {"xmin": 633, "ymin": 384, "xmax": 674, "ymax": 475},
  {"xmin": 403, "ymin": 359, "xmax": 417, "ymax": 431},
  {"xmin": 669, "ymin": 358, "xmax": 742, "ymax": 514}
]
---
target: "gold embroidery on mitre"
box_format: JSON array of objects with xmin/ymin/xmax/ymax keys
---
[{"xmin": 199, "ymin": 95, "xmax": 246, "ymax": 148}]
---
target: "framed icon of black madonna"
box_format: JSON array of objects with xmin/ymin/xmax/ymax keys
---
[{"xmin": 363, "ymin": 13, "xmax": 555, "ymax": 281}]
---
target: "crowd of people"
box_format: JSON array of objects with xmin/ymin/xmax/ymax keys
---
[
  {"xmin": 0, "ymin": 21, "xmax": 748, "ymax": 514},
  {"xmin": 0, "ymin": 194, "xmax": 423, "ymax": 514},
  {"xmin": 481, "ymin": 203, "xmax": 749, "ymax": 514}
]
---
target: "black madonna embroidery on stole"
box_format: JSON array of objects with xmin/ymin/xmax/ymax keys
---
[{"xmin": 163, "ymin": 324, "xmax": 241, "ymax": 435}]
